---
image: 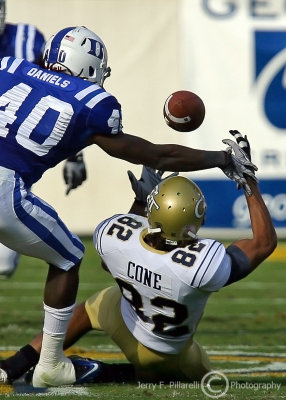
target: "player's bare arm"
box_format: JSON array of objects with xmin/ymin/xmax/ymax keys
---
[
  {"xmin": 230, "ymin": 178, "xmax": 277, "ymax": 270},
  {"xmin": 224, "ymin": 131, "xmax": 277, "ymax": 285},
  {"xmin": 91, "ymin": 132, "xmax": 229, "ymax": 172}
]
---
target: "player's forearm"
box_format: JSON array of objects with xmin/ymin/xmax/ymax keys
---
[
  {"xmin": 232, "ymin": 179, "xmax": 277, "ymax": 269},
  {"xmin": 128, "ymin": 200, "xmax": 146, "ymax": 216},
  {"xmin": 94, "ymin": 133, "xmax": 229, "ymax": 172},
  {"xmin": 116, "ymin": 136, "xmax": 229, "ymax": 172},
  {"xmin": 246, "ymin": 180, "xmax": 277, "ymax": 254},
  {"xmin": 151, "ymin": 144, "xmax": 229, "ymax": 172}
]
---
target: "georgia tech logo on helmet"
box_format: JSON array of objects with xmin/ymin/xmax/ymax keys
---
[
  {"xmin": 195, "ymin": 197, "xmax": 205, "ymax": 219},
  {"xmin": 147, "ymin": 185, "xmax": 160, "ymax": 213}
]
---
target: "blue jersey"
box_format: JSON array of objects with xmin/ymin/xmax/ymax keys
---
[
  {"xmin": 0, "ymin": 57, "xmax": 122, "ymax": 186},
  {"xmin": 0, "ymin": 23, "xmax": 45, "ymax": 62}
]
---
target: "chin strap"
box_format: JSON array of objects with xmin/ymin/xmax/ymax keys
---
[
  {"xmin": 148, "ymin": 227, "xmax": 161, "ymax": 234},
  {"xmin": 187, "ymin": 230, "xmax": 198, "ymax": 239}
]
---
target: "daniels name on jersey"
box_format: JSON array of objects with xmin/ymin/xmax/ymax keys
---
[{"xmin": 94, "ymin": 214, "xmax": 232, "ymax": 354}]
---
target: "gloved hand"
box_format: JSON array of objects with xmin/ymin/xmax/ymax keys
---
[
  {"xmin": 221, "ymin": 135, "xmax": 258, "ymax": 196},
  {"xmin": 229, "ymin": 129, "xmax": 251, "ymax": 159},
  {"xmin": 63, "ymin": 152, "xmax": 87, "ymax": 195},
  {"xmin": 222, "ymin": 138, "xmax": 257, "ymax": 173},
  {"xmin": 222, "ymin": 154, "xmax": 256, "ymax": 196},
  {"xmin": 127, "ymin": 166, "xmax": 178, "ymax": 204}
]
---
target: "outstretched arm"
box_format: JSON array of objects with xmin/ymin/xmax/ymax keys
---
[
  {"xmin": 228, "ymin": 179, "xmax": 277, "ymax": 272},
  {"xmin": 224, "ymin": 130, "xmax": 277, "ymax": 285},
  {"xmin": 91, "ymin": 131, "xmax": 257, "ymax": 195},
  {"xmin": 91, "ymin": 132, "xmax": 228, "ymax": 172}
]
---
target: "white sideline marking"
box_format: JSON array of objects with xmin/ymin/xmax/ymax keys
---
[{"xmin": 225, "ymin": 361, "xmax": 286, "ymax": 374}]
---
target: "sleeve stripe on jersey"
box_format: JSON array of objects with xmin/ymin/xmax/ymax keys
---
[
  {"xmin": 94, "ymin": 219, "xmax": 110, "ymax": 256},
  {"xmin": 0, "ymin": 56, "xmax": 9, "ymax": 70},
  {"xmin": 75, "ymin": 85, "xmax": 102, "ymax": 100},
  {"xmin": 15, "ymin": 23, "xmax": 25, "ymax": 59},
  {"xmin": 198, "ymin": 243, "xmax": 223, "ymax": 287},
  {"xmin": 86, "ymin": 92, "xmax": 111, "ymax": 109},
  {"xmin": 26, "ymin": 25, "xmax": 36, "ymax": 62},
  {"xmin": 94, "ymin": 214, "xmax": 122, "ymax": 256},
  {"xmin": 15, "ymin": 24, "xmax": 36, "ymax": 62},
  {"xmin": 2, "ymin": 57, "xmax": 24, "ymax": 74},
  {"xmin": 191, "ymin": 241, "xmax": 218, "ymax": 287},
  {"xmin": 9, "ymin": 58, "xmax": 24, "ymax": 73}
]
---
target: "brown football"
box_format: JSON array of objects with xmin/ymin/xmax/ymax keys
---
[{"xmin": 163, "ymin": 90, "xmax": 205, "ymax": 132}]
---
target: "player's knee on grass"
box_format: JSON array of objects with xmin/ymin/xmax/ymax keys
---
[{"xmin": 179, "ymin": 340, "xmax": 212, "ymax": 381}]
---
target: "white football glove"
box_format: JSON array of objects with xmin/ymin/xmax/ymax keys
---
[
  {"xmin": 222, "ymin": 156, "xmax": 253, "ymax": 196},
  {"xmin": 63, "ymin": 152, "xmax": 87, "ymax": 195},
  {"xmin": 221, "ymin": 136, "xmax": 258, "ymax": 196},
  {"xmin": 127, "ymin": 166, "xmax": 178, "ymax": 204},
  {"xmin": 222, "ymin": 139, "xmax": 257, "ymax": 173}
]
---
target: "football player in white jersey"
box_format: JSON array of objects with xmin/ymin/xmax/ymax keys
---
[
  {"xmin": 0, "ymin": 133, "xmax": 276, "ymax": 385},
  {"xmin": 0, "ymin": 1, "xmax": 86, "ymax": 278}
]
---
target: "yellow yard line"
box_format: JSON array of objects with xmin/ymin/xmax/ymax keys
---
[{"xmin": 269, "ymin": 244, "xmax": 286, "ymax": 261}]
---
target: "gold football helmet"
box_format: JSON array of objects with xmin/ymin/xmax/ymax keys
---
[{"xmin": 146, "ymin": 176, "xmax": 206, "ymax": 244}]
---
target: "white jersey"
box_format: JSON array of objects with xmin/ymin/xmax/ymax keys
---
[{"xmin": 94, "ymin": 213, "xmax": 231, "ymax": 354}]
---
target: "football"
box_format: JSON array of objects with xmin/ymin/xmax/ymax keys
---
[{"xmin": 163, "ymin": 90, "xmax": 205, "ymax": 132}]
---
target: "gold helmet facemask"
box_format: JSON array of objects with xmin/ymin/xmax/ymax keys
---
[{"xmin": 146, "ymin": 176, "xmax": 206, "ymax": 245}]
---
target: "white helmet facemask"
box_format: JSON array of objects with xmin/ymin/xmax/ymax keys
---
[
  {"xmin": 0, "ymin": 0, "xmax": 6, "ymax": 36},
  {"xmin": 43, "ymin": 26, "xmax": 111, "ymax": 86}
]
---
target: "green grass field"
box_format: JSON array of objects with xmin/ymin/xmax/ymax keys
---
[{"xmin": 0, "ymin": 238, "xmax": 285, "ymax": 399}]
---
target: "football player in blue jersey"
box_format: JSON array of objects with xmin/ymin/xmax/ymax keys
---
[
  {"xmin": 0, "ymin": 134, "xmax": 276, "ymax": 386},
  {"xmin": 0, "ymin": 1, "xmax": 86, "ymax": 278},
  {"xmin": 0, "ymin": 25, "xmax": 257, "ymax": 388}
]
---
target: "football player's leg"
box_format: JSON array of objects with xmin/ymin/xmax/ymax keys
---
[
  {"xmin": 33, "ymin": 263, "xmax": 81, "ymax": 388},
  {"xmin": 0, "ymin": 303, "xmax": 95, "ymax": 384},
  {"xmin": 84, "ymin": 286, "xmax": 136, "ymax": 382},
  {"xmin": 31, "ymin": 243, "xmax": 83, "ymax": 387},
  {"xmin": 86, "ymin": 286, "xmax": 211, "ymax": 382},
  {"xmin": 85, "ymin": 287, "xmax": 180, "ymax": 382},
  {"xmin": 0, "ymin": 177, "xmax": 85, "ymax": 387},
  {"xmin": 29, "ymin": 302, "xmax": 92, "ymax": 352},
  {"xmin": 0, "ymin": 243, "xmax": 20, "ymax": 278},
  {"xmin": 179, "ymin": 339, "xmax": 212, "ymax": 381}
]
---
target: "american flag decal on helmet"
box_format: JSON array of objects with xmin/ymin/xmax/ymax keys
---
[{"xmin": 64, "ymin": 35, "xmax": 75, "ymax": 42}]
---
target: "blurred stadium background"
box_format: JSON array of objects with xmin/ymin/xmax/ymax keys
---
[{"xmin": 6, "ymin": 0, "xmax": 286, "ymax": 238}]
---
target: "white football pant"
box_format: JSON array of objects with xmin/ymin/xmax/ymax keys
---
[{"xmin": 0, "ymin": 166, "xmax": 84, "ymax": 270}]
